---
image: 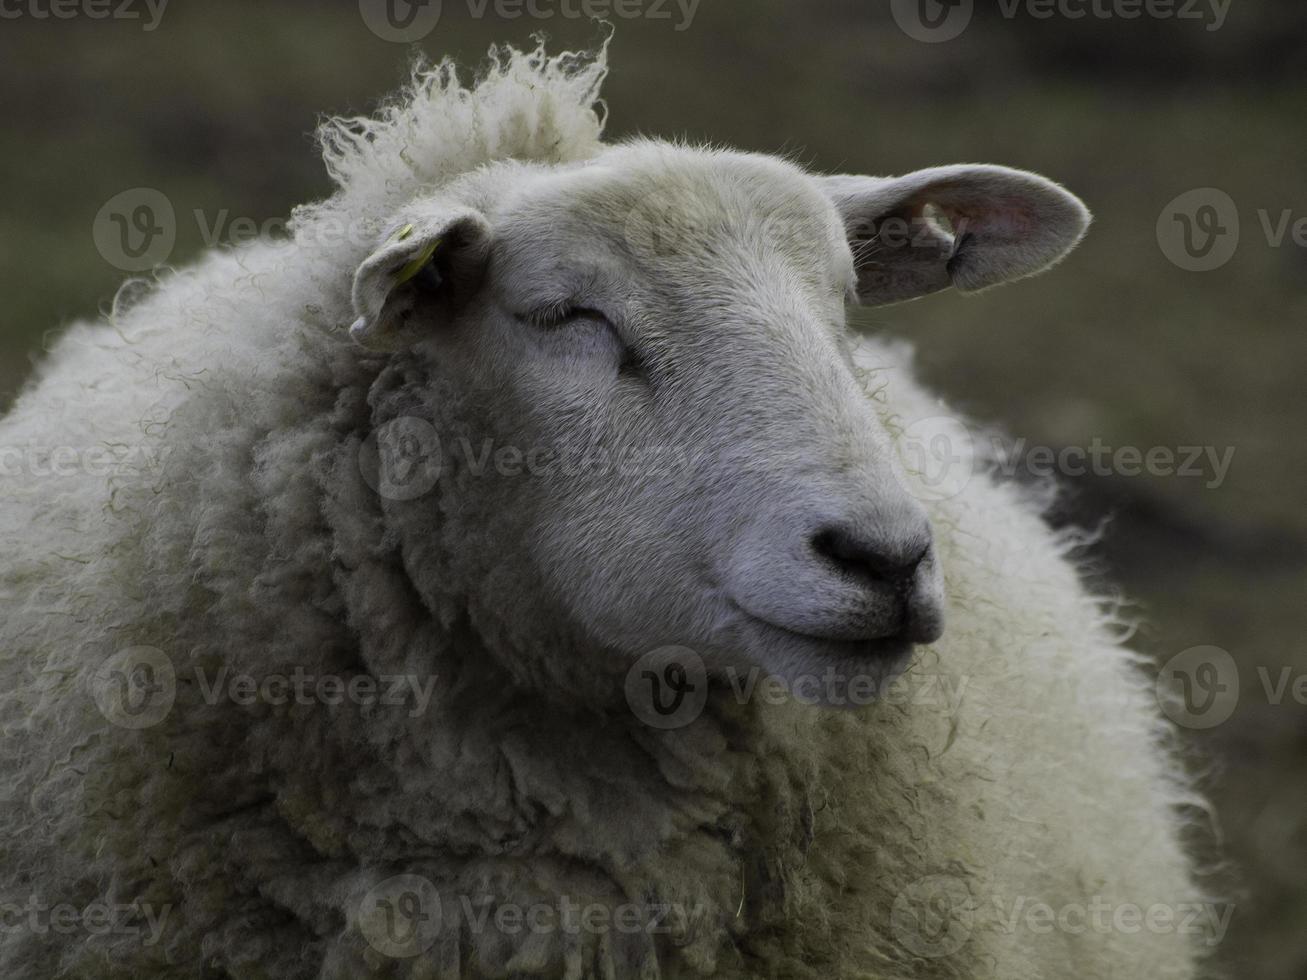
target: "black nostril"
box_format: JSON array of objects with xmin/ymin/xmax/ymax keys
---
[{"xmin": 811, "ymin": 525, "xmax": 928, "ymax": 587}]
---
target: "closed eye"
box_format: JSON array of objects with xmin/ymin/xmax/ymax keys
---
[
  {"xmin": 516, "ymin": 302, "xmax": 648, "ymax": 382},
  {"xmin": 519, "ymin": 304, "xmax": 614, "ymax": 331}
]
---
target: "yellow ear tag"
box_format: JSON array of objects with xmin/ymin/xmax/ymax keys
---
[
  {"xmin": 393, "ymin": 223, "xmax": 415, "ymax": 242},
  {"xmin": 392, "ymin": 239, "xmax": 440, "ymax": 287}
]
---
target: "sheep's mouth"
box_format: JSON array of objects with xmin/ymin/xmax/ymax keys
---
[
  {"xmin": 727, "ymin": 600, "xmax": 917, "ymax": 662},
  {"xmin": 716, "ymin": 606, "xmax": 920, "ymax": 700},
  {"xmin": 717, "ymin": 615, "xmax": 920, "ymax": 708},
  {"xmin": 750, "ymin": 616, "xmax": 915, "ymax": 663}
]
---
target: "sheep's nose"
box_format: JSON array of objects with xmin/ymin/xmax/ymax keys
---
[
  {"xmin": 723, "ymin": 498, "xmax": 945, "ymax": 649},
  {"xmin": 811, "ymin": 525, "xmax": 928, "ymax": 588},
  {"xmin": 807, "ymin": 521, "xmax": 945, "ymax": 645}
]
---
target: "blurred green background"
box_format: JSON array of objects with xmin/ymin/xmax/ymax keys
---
[{"xmin": 1, "ymin": 1, "xmax": 1303, "ymax": 975}]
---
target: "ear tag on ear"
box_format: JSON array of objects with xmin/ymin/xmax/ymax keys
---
[
  {"xmin": 393, "ymin": 223, "xmax": 415, "ymax": 242},
  {"xmin": 393, "ymin": 239, "xmax": 441, "ymax": 287}
]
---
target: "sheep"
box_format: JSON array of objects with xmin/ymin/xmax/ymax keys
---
[{"xmin": 0, "ymin": 41, "xmax": 1212, "ymax": 979}]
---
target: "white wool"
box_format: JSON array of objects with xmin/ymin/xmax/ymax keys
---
[{"xmin": 0, "ymin": 42, "xmax": 1212, "ymax": 980}]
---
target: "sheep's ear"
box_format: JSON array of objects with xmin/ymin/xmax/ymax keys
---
[
  {"xmin": 820, "ymin": 165, "xmax": 1091, "ymax": 307},
  {"xmin": 350, "ymin": 207, "xmax": 492, "ymax": 351}
]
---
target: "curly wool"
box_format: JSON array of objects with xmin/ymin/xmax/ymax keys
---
[{"xmin": 0, "ymin": 42, "xmax": 1209, "ymax": 979}]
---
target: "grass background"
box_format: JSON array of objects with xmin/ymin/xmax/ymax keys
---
[{"xmin": 1, "ymin": 1, "xmax": 1304, "ymax": 975}]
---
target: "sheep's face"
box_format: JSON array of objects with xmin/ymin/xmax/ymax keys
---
[{"xmin": 350, "ymin": 145, "xmax": 1090, "ymax": 703}]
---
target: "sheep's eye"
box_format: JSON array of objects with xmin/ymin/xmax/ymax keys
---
[{"xmin": 522, "ymin": 305, "xmax": 612, "ymax": 331}]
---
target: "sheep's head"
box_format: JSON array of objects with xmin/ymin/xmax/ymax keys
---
[{"xmin": 349, "ymin": 144, "xmax": 1089, "ymax": 705}]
